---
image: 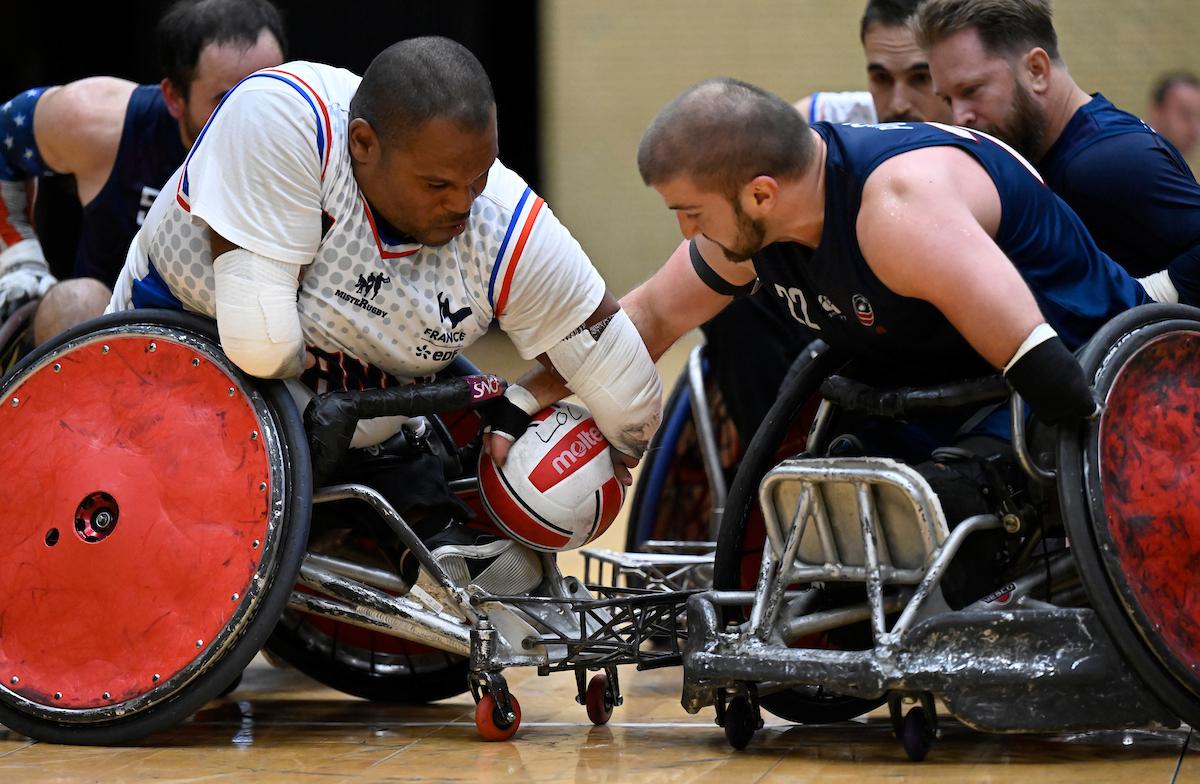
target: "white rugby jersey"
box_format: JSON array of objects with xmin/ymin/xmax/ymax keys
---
[
  {"xmin": 805, "ymin": 91, "xmax": 877, "ymax": 125},
  {"xmin": 116, "ymin": 61, "xmax": 605, "ymax": 389}
]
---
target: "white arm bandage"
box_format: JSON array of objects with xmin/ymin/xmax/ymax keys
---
[
  {"xmin": 1138, "ymin": 269, "xmax": 1180, "ymax": 304},
  {"xmin": 547, "ymin": 309, "xmax": 663, "ymax": 458},
  {"xmin": 213, "ymin": 247, "xmax": 305, "ymax": 379}
]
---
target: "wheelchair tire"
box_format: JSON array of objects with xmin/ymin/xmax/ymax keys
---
[
  {"xmin": 625, "ymin": 362, "xmax": 710, "ymax": 551},
  {"xmin": 710, "ymin": 340, "xmax": 886, "ymax": 724},
  {"xmin": 265, "ymin": 612, "xmax": 469, "ymax": 704},
  {"xmin": 0, "ymin": 299, "xmax": 38, "ymax": 378},
  {"xmin": 0, "ymin": 310, "xmax": 312, "ymax": 744},
  {"xmin": 1059, "ymin": 303, "xmax": 1200, "ymax": 728}
]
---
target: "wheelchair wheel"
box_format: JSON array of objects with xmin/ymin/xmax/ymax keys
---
[
  {"xmin": 711, "ymin": 340, "xmax": 885, "ymax": 724},
  {"xmin": 265, "ymin": 526, "xmax": 469, "ymax": 703},
  {"xmin": 0, "ymin": 309, "xmax": 312, "ymax": 744},
  {"xmin": 0, "ymin": 299, "xmax": 38, "ymax": 377},
  {"xmin": 1059, "ymin": 303, "xmax": 1200, "ymax": 728},
  {"xmin": 263, "ymin": 400, "xmax": 483, "ymax": 704},
  {"xmin": 625, "ymin": 356, "xmax": 733, "ymax": 551}
]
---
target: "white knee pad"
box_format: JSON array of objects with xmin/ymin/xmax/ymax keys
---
[
  {"xmin": 213, "ymin": 248, "xmax": 305, "ymax": 378},
  {"xmin": 547, "ymin": 309, "xmax": 662, "ymax": 457}
]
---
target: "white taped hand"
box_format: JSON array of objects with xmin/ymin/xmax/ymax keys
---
[
  {"xmin": 213, "ymin": 248, "xmax": 304, "ymax": 378},
  {"xmin": 0, "ymin": 243, "xmax": 57, "ymax": 314}
]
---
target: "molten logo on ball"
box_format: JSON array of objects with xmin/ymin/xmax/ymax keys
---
[
  {"xmin": 531, "ymin": 422, "xmax": 607, "ymax": 491},
  {"xmin": 478, "ymin": 402, "xmax": 625, "ymax": 552}
]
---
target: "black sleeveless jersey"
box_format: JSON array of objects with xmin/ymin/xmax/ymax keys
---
[
  {"xmin": 751, "ymin": 121, "xmax": 1148, "ymax": 385},
  {"xmin": 75, "ymin": 85, "xmax": 185, "ymax": 284}
]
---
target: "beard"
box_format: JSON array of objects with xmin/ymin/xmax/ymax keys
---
[
  {"xmin": 984, "ymin": 79, "xmax": 1048, "ymax": 163},
  {"xmin": 714, "ymin": 198, "xmax": 767, "ymax": 262}
]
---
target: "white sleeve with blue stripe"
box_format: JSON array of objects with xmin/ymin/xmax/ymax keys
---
[
  {"xmin": 178, "ymin": 73, "xmax": 325, "ymax": 266},
  {"xmin": 489, "ymin": 188, "xmax": 606, "ymax": 360}
]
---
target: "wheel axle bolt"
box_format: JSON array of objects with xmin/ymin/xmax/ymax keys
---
[
  {"xmin": 147, "ymin": 342, "xmax": 157, "ymax": 353},
  {"xmin": 52, "ymin": 363, "xmax": 61, "ymax": 373},
  {"xmin": 152, "ymin": 674, "xmax": 160, "ymax": 683},
  {"xmin": 9, "ymin": 676, "xmax": 17, "ymax": 685},
  {"xmin": 9, "ymin": 398, "xmax": 18, "ymax": 407},
  {"xmin": 231, "ymin": 593, "xmax": 240, "ymax": 601},
  {"xmin": 54, "ymin": 692, "xmax": 62, "ymax": 700},
  {"xmin": 102, "ymin": 692, "xmax": 110, "ymax": 700}
]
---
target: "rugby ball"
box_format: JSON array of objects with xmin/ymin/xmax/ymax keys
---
[{"xmin": 477, "ymin": 401, "xmax": 625, "ymax": 552}]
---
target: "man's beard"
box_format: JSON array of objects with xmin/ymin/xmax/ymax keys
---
[
  {"xmin": 715, "ymin": 198, "xmax": 767, "ymax": 262},
  {"xmin": 985, "ymin": 79, "xmax": 1048, "ymax": 163}
]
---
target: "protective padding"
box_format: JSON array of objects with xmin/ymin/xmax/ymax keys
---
[
  {"xmin": 0, "ymin": 334, "xmax": 272, "ymax": 710},
  {"xmin": 1098, "ymin": 329, "xmax": 1200, "ymax": 686}
]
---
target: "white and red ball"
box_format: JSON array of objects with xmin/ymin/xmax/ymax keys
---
[{"xmin": 478, "ymin": 401, "xmax": 625, "ymax": 552}]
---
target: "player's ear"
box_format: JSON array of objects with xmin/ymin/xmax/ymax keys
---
[
  {"xmin": 743, "ymin": 175, "xmax": 779, "ymax": 217},
  {"xmin": 348, "ymin": 118, "xmax": 381, "ymax": 164},
  {"xmin": 160, "ymin": 78, "xmax": 185, "ymax": 121},
  {"xmin": 1023, "ymin": 47, "xmax": 1052, "ymax": 94}
]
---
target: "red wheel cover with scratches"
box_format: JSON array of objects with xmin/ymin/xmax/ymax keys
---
[
  {"xmin": 0, "ymin": 335, "xmax": 271, "ymax": 710},
  {"xmin": 1099, "ymin": 330, "xmax": 1200, "ymax": 687}
]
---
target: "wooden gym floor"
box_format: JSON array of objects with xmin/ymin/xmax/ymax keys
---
[
  {"xmin": 2, "ymin": 336, "xmax": 1198, "ymax": 782},
  {"xmin": 1, "ymin": 655, "xmax": 1197, "ymax": 783}
]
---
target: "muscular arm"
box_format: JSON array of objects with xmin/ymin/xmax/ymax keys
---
[
  {"xmin": 33, "ymin": 77, "xmax": 137, "ymax": 205},
  {"xmin": 857, "ymin": 146, "xmax": 1043, "ymax": 368},
  {"xmin": 488, "ymin": 237, "xmax": 744, "ymax": 471}
]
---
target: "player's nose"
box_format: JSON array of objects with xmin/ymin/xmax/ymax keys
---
[
  {"xmin": 676, "ymin": 212, "xmax": 698, "ymax": 238},
  {"xmin": 952, "ymin": 101, "xmax": 976, "ymax": 127}
]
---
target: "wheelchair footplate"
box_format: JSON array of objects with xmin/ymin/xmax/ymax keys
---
[
  {"xmin": 467, "ymin": 564, "xmax": 697, "ymax": 739},
  {"xmin": 289, "ymin": 482, "xmax": 696, "ymax": 741}
]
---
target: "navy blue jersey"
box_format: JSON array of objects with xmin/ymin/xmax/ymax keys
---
[
  {"xmin": 75, "ymin": 85, "xmax": 185, "ymax": 284},
  {"xmin": 751, "ymin": 121, "xmax": 1148, "ymax": 385},
  {"xmin": 1039, "ymin": 93, "xmax": 1200, "ymax": 289}
]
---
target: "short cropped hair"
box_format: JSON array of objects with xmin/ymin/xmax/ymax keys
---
[
  {"xmin": 913, "ymin": 0, "xmax": 1061, "ymax": 61},
  {"xmin": 1152, "ymin": 71, "xmax": 1200, "ymax": 107},
  {"xmin": 860, "ymin": 0, "xmax": 924, "ymax": 42},
  {"xmin": 350, "ymin": 37, "xmax": 496, "ymax": 147},
  {"xmin": 637, "ymin": 78, "xmax": 816, "ymax": 197},
  {"xmin": 156, "ymin": 0, "xmax": 288, "ymax": 97}
]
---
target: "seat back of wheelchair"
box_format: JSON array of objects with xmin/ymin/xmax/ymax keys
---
[{"xmin": 681, "ymin": 304, "xmax": 1200, "ymax": 752}]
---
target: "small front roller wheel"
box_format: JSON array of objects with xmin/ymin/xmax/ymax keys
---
[
  {"xmin": 901, "ymin": 706, "xmax": 935, "ymax": 762},
  {"xmin": 475, "ymin": 692, "xmax": 522, "ymax": 741},
  {"xmin": 585, "ymin": 672, "xmax": 615, "ymax": 725},
  {"xmin": 724, "ymin": 696, "xmax": 757, "ymax": 750}
]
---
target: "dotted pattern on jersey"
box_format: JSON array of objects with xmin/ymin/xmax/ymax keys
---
[{"xmin": 145, "ymin": 209, "xmax": 216, "ymax": 315}]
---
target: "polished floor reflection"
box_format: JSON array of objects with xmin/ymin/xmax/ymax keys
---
[{"xmin": 1, "ymin": 655, "xmax": 1196, "ymax": 783}]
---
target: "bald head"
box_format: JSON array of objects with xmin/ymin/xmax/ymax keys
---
[
  {"xmin": 350, "ymin": 36, "xmax": 495, "ymax": 148},
  {"xmin": 637, "ymin": 78, "xmax": 816, "ymax": 198}
]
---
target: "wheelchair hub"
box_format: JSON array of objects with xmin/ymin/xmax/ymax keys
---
[{"xmin": 74, "ymin": 491, "xmax": 120, "ymax": 543}]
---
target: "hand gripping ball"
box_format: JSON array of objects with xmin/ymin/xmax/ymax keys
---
[{"xmin": 478, "ymin": 401, "xmax": 626, "ymax": 552}]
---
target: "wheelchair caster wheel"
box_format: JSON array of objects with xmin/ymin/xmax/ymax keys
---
[
  {"xmin": 585, "ymin": 672, "xmax": 614, "ymax": 725},
  {"xmin": 218, "ymin": 672, "xmax": 243, "ymax": 698},
  {"xmin": 901, "ymin": 706, "xmax": 934, "ymax": 762},
  {"xmin": 723, "ymin": 696, "xmax": 757, "ymax": 750},
  {"xmin": 475, "ymin": 692, "xmax": 521, "ymax": 741}
]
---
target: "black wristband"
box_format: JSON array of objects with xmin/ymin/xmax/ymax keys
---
[
  {"xmin": 1004, "ymin": 336, "xmax": 1099, "ymax": 424},
  {"xmin": 482, "ymin": 395, "xmax": 533, "ymax": 441}
]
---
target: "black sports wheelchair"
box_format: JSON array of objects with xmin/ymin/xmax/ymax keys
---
[
  {"xmin": 0, "ymin": 309, "xmax": 690, "ymax": 744},
  {"xmin": 629, "ymin": 303, "xmax": 1200, "ymax": 760}
]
